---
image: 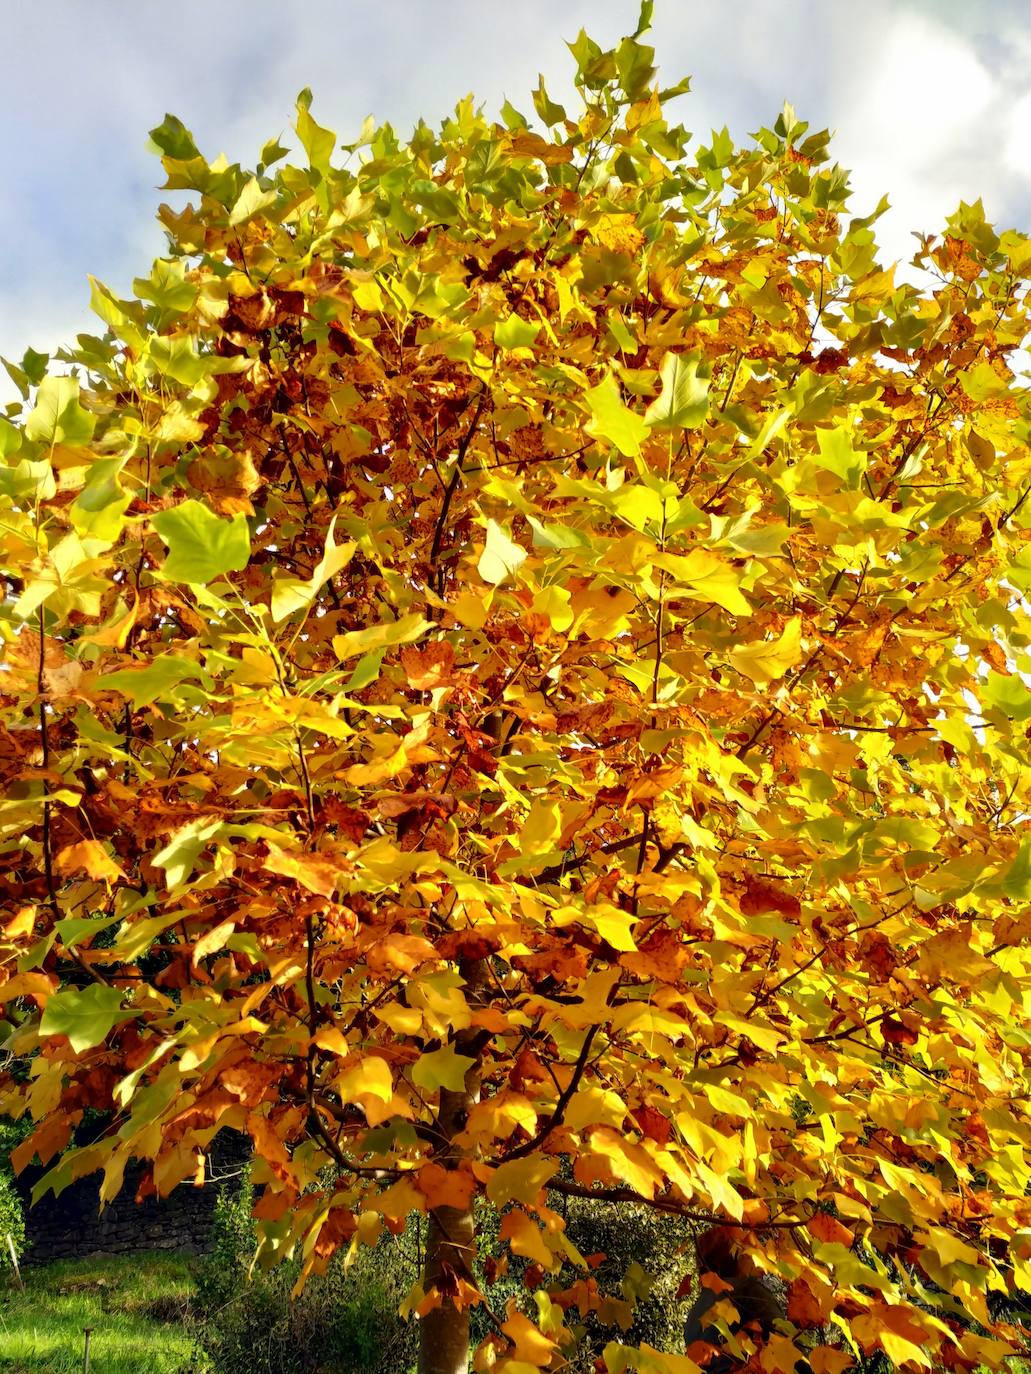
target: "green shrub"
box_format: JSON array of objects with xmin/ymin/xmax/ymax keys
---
[
  {"xmin": 194, "ymin": 1169, "xmax": 420, "ymax": 1374},
  {"xmin": 196, "ymin": 1170, "xmax": 693, "ymax": 1373},
  {"xmin": 563, "ymin": 1197, "xmax": 693, "ymax": 1363},
  {"xmin": 0, "ymin": 1116, "xmax": 27, "ymax": 1268},
  {"xmin": 0, "ymin": 1167, "xmax": 25, "ymax": 1268},
  {"xmin": 476, "ymin": 1196, "xmax": 692, "ymax": 1370}
]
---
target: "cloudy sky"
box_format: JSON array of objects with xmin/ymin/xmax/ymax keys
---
[{"xmin": 2, "ymin": 0, "xmax": 1029, "ymax": 400}]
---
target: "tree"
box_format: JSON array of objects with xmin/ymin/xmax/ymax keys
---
[{"xmin": 3, "ymin": 8, "xmax": 1031, "ymax": 1373}]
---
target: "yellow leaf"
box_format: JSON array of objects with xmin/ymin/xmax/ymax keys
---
[
  {"xmin": 502, "ymin": 1310, "xmax": 559, "ymax": 1368},
  {"xmin": 478, "ymin": 519, "xmax": 527, "ymax": 586},
  {"xmin": 584, "ymin": 1126, "xmax": 664, "ymax": 1198},
  {"xmin": 919, "ymin": 1226, "xmax": 982, "ymax": 1268},
  {"xmin": 451, "ymin": 587, "xmax": 492, "ymax": 628},
  {"xmin": 374, "ymin": 1002, "xmax": 424, "ymax": 1036},
  {"xmin": 80, "ymin": 595, "xmax": 138, "ymax": 649},
  {"xmin": 500, "ymin": 1210, "xmax": 555, "ymax": 1269},
  {"xmin": 4, "ymin": 907, "xmax": 36, "ymax": 939},
  {"xmin": 564, "ymin": 1086, "xmax": 629, "ymax": 1132},
  {"xmin": 520, "ymin": 799, "xmax": 562, "ymax": 855},
  {"xmin": 192, "ymin": 918, "xmax": 236, "ymax": 964},
  {"xmin": 486, "ymin": 1155, "xmax": 559, "ymax": 1207},
  {"xmin": 337, "ymin": 1055, "xmax": 394, "ymax": 1103},
  {"xmin": 659, "ymin": 549, "xmax": 752, "ymax": 616},
  {"xmin": 532, "ymin": 584, "xmax": 573, "ymax": 630},
  {"xmin": 554, "ymin": 902, "xmax": 636, "ymax": 952},
  {"xmin": 271, "ymin": 518, "xmax": 355, "ymax": 621},
  {"xmin": 332, "ymin": 612, "xmax": 432, "ymax": 661},
  {"xmin": 729, "ymin": 616, "xmax": 803, "ymax": 684},
  {"xmin": 697, "ymin": 1161, "xmax": 744, "ymax": 1219},
  {"xmin": 263, "ymin": 842, "xmax": 342, "ymax": 898}
]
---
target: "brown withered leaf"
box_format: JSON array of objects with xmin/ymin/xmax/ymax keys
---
[
  {"xmin": 186, "ymin": 446, "xmax": 261, "ymax": 514},
  {"xmin": 400, "ymin": 640, "xmax": 456, "ymax": 690}
]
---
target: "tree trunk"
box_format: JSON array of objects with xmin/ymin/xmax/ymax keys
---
[
  {"xmin": 418, "ymin": 956, "xmax": 487, "ymax": 1374},
  {"xmin": 419, "ymin": 1168, "xmax": 476, "ymax": 1374}
]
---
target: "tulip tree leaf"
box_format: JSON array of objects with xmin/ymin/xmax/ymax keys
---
[
  {"xmin": 25, "ymin": 376, "xmax": 96, "ymax": 447},
  {"xmin": 645, "ymin": 350, "xmax": 711, "ymax": 430},
  {"xmin": 40, "ymin": 987, "xmax": 132, "ymax": 1053},
  {"xmin": 152, "ymin": 500, "xmax": 251, "ymax": 583}
]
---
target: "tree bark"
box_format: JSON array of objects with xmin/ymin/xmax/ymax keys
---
[
  {"xmin": 417, "ymin": 958, "xmax": 487, "ymax": 1374},
  {"xmin": 419, "ymin": 1100, "xmax": 476, "ymax": 1374}
]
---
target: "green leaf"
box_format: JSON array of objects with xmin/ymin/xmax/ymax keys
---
[
  {"xmin": 1000, "ymin": 842, "xmax": 1031, "ymax": 899},
  {"xmin": 344, "ymin": 649, "xmax": 386, "ymax": 693},
  {"xmin": 228, "ymin": 177, "xmax": 279, "ymax": 227},
  {"xmin": 89, "ymin": 276, "xmax": 141, "ymax": 340},
  {"xmin": 615, "ymin": 36, "xmax": 657, "ymax": 102},
  {"xmin": 40, "ymin": 986, "xmax": 132, "ymax": 1053},
  {"xmin": 146, "ymin": 336, "xmax": 212, "ymax": 386},
  {"xmin": 494, "ymin": 314, "xmax": 541, "ymax": 350},
  {"xmin": 644, "ymin": 351, "xmax": 710, "ymax": 430},
  {"xmin": 412, "ymin": 180, "xmax": 461, "ymax": 224},
  {"xmin": 153, "ymin": 818, "xmax": 223, "ymax": 890},
  {"xmin": 152, "ymin": 500, "xmax": 251, "ymax": 584},
  {"xmin": 133, "ymin": 260, "xmax": 198, "ymax": 312},
  {"xmin": 500, "ymin": 100, "xmax": 529, "ymax": 131},
  {"xmin": 0, "ymin": 457, "xmax": 55, "ymax": 503},
  {"xmin": 981, "ymin": 671, "xmax": 1031, "ymax": 722},
  {"xmin": 813, "ymin": 424, "xmax": 865, "ymax": 488},
  {"xmin": 532, "ymin": 78, "xmax": 567, "ymax": 127},
  {"xmin": 21, "ymin": 348, "xmax": 50, "ymax": 387},
  {"xmin": 296, "ymin": 89, "xmax": 336, "ymax": 175},
  {"xmin": 98, "ymin": 654, "xmax": 213, "ymax": 708},
  {"xmin": 410, "ymin": 1045, "xmax": 475, "ymax": 1093},
  {"xmin": 633, "ymin": 0, "xmax": 654, "ymax": 37},
  {"xmin": 0, "ymin": 416, "xmax": 22, "ymax": 458},
  {"xmin": 148, "ymin": 113, "xmax": 201, "ymax": 161},
  {"xmin": 69, "ymin": 459, "xmax": 130, "ymax": 543},
  {"xmin": 259, "ymin": 137, "xmax": 290, "ymax": 169},
  {"xmin": 585, "ymin": 376, "xmax": 648, "ymax": 458},
  {"xmin": 25, "ymin": 376, "xmax": 96, "ymax": 447}
]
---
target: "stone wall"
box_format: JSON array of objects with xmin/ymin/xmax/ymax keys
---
[{"xmin": 14, "ymin": 1131, "xmax": 250, "ymax": 1265}]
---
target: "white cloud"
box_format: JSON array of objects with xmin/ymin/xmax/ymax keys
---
[
  {"xmin": 1004, "ymin": 89, "xmax": 1031, "ymax": 172},
  {"xmin": 2, "ymin": 0, "xmax": 1031, "ymax": 406},
  {"xmin": 830, "ymin": 8, "xmax": 997, "ymax": 263}
]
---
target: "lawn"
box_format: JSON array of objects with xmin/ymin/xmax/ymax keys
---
[{"xmin": 0, "ymin": 1253, "xmax": 199, "ymax": 1373}]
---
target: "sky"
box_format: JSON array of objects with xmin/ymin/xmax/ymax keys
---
[{"xmin": 1, "ymin": 0, "xmax": 1030, "ymax": 401}]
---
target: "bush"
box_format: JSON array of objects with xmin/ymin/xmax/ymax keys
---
[
  {"xmin": 196, "ymin": 1170, "xmax": 693, "ymax": 1373},
  {"xmin": 0, "ymin": 1117, "xmax": 27, "ymax": 1269},
  {"xmin": 563, "ymin": 1197, "xmax": 693, "ymax": 1363},
  {"xmin": 473, "ymin": 1192, "xmax": 693, "ymax": 1369},
  {"xmin": 194, "ymin": 1169, "xmax": 420, "ymax": 1374}
]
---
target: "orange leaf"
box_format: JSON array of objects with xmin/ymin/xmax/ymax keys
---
[
  {"xmin": 808, "ymin": 1212, "xmax": 855, "ymax": 1248},
  {"xmin": 54, "ymin": 839, "xmax": 125, "ymax": 883},
  {"xmin": 417, "ymin": 1162, "xmax": 477, "ymax": 1212}
]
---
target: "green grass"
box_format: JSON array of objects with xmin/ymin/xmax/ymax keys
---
[{"xmin": 0, "ymin": 1253, "xmax": 201, "ymax": 1373}]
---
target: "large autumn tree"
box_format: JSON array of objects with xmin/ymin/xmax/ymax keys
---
[{"xmin": 4, "ymin": 10, "xmax": 1031, "ymax": 1374}]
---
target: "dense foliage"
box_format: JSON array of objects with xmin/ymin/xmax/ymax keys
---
[
  {"xmin": 0, "ymin": 1118, "xmax": 27, "ymax": 1267},
  {"xmin": 195, "ymin": 1167, "xmax": 420, "ymax": 1374},
  {"xmin": 4, "ymin": 7, "xmax": 1031, "ymax": 1373},
  {"xmin": 195, "ymin": 1172, "xmax": 688, "ymax": 1374}
]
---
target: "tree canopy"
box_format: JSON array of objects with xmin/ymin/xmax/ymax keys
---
[{"xmin": 4, "ymin": 9, "xmax": 1031, "ymax": 1374}]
